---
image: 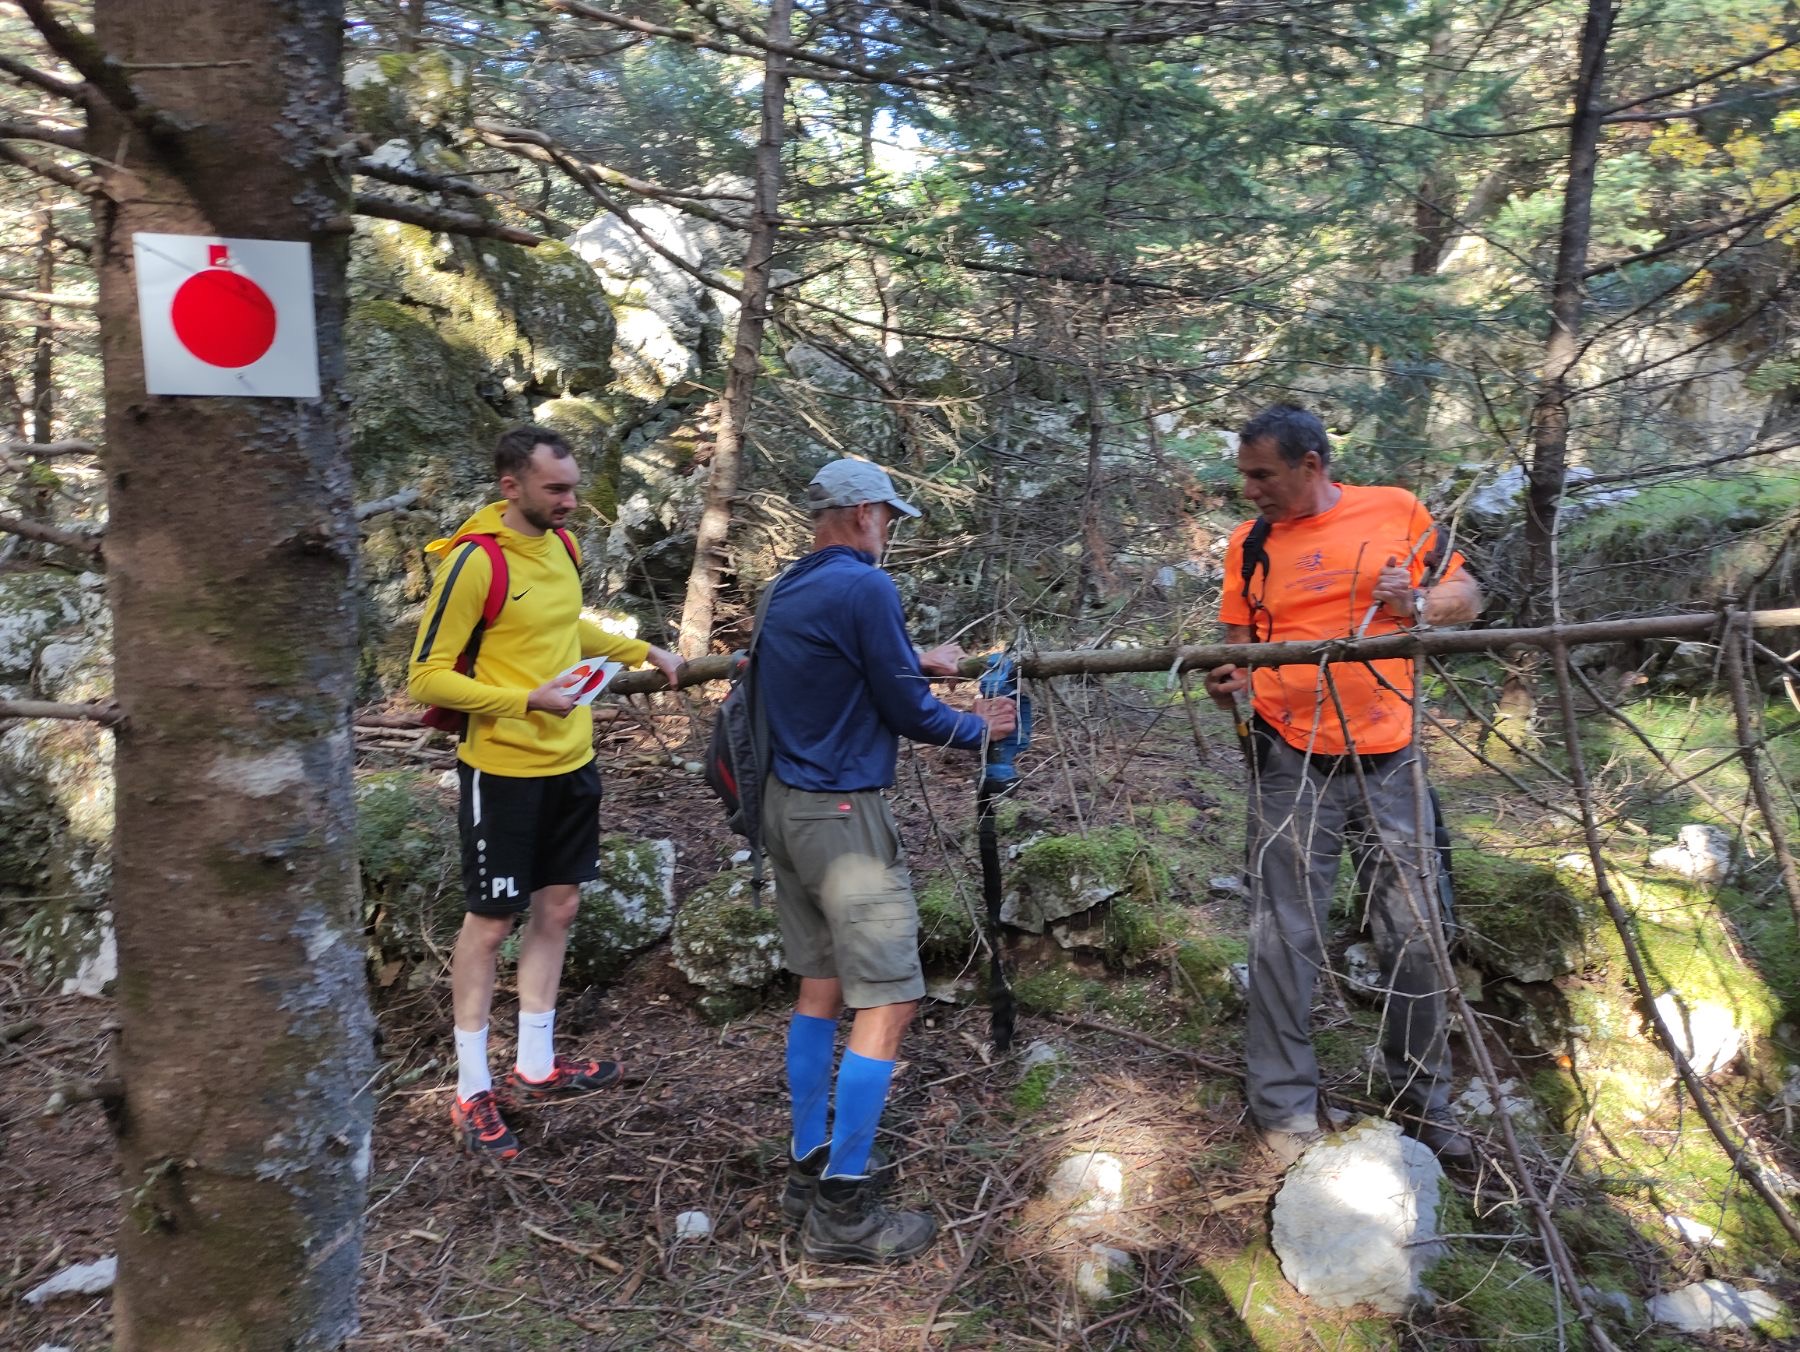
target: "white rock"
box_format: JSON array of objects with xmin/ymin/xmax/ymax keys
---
[
  {"xmin": 1045, "ymin": 1151, "xmax": 1125, "ymax": 1222},
  {"xmin": 33, "ymin": 1344, "xmax": 76, "ymax": 1352},
  {"xmin": 1653, "ymin": 993, "xmax": 1742, "ymax": 1076},
  {"xmin": 1020, "ymin": 1040, "xmax": 1063, "ymax": 1073},
  {"xmin": 730, "ymin": 849, "xmax": 751, "ymax": 865},
  {"xmin": 1648, "ymin": 824, "xmax": 1732, "ymax": 883},
  {"xmin": 1228, "ymin": 962, "xmax": 1250, "ymax": 994},
  {"xmin": 60, "ymin": 911, "xmax": 116, "ymax": 998},
  {"xmin": 1341, "ymin": 942, "xmax": 1382, "ymax": 998},
  {"xmin": 1648, "ymin": 1280, "xmax": 1788, "ymax": 1333},
  {"xmin": 1272, "ymin": 1119, "xmax": 1445, "ymax": 1313},
  {"xmin": 1454, "ymin": 1077, "xmax": 1540, "ymax": 1130},
  {"xmin": 1663, "ymin": 1214, "xmax": 1720, "ymax": 1248},
  {"xmin": 1207, "ymin": 875, "xmax": 1247, "ymax": 898},
  {"xmin": 1074, "ymin": 1244, "xmax": 1136, "ymax": 1302},
  {"xmin": 23, "ymin": 1255, "xmax": 116, "ymax": 1305},
  {"xmin": 437, "ymin": 769, "xmax": 458, "ymax": 791},
  {"xmin": 674, "ymin": 1210, "xmax": 712, "ymax": 1240}
]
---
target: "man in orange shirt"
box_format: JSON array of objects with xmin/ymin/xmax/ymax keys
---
[{"xmin": 1205, "ymin": 404, "xmax": 1482, "ymax": 1166}]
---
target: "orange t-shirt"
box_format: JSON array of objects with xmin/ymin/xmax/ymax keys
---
[{"xmin": 1218, "ymin": 484, "xmax": 1464, "ymax": 756}]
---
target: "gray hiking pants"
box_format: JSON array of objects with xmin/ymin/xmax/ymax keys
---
[{"xmin": 1243, "ymin": 725, "xmax": 1452, "ymax": 1134}]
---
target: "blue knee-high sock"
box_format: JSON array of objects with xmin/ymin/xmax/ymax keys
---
[
  {"xmin": 786, "ymin": 1014, "xmax": 837, "ymax": 1159},
  {"xmin": 824, "ymin": 1050, "xmax": 895, "ymax": 1179}
]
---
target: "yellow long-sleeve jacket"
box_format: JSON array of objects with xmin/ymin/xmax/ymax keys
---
[{"xmin": 407, "ymin": 502, "xmax": 650, "ymax": 776}]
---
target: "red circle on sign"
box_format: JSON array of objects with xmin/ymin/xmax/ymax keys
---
[{"xmin": 170, "ymin": 267, "xmax": 277, "ymax": 368}]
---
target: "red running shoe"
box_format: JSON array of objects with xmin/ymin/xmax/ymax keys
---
[
  {"xmin": 451, "ymin": 1090, "xmax": 519, "ymax": 1159},
  {"xmin": 508, "ymin": 1055, "xmax": 622, "ymax": 1101}
]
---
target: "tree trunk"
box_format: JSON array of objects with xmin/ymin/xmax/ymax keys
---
[
  {"xmin": 88, "ymin": 2, "xmax": 373, "ymax": 1348},
  {"xmin": 677, "ymin": 0, "xmax": 794, "ymax": 658},
  {"xmin": 1522, "ymin": 0, "xmax": 1617, "ymax": 625},
  {"xmin": 30, "ymin": 195, "xmax": 55, "ymax": 448}
]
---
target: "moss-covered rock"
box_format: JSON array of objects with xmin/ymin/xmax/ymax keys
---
[
  {"xmin": 1173, "ymin": 935, "xmax": 1247, "ymax": 1024},
  {"xmin": 671, "ymin": 869, "xmax": 783, "ymax": 995},
  {"xmin": 356, "ymin": 770, "xmax": 461, "ymax": 960},
  {"xmin": 1001, "ymin": 827, "xmax": 1169, "ymax": 935},
  {"xmin": 344, "ymin": 50, "xmax": 473, "ymax": 142},
  {"xmin": 563, "ymin": 836, "xmax": 676, "ymax": 985},
  {"xmin": 1455, "ymin": 852, "xmax": 1599, "ymax": 984},
  {"xmin": 0, "ymin": 570, "xmax": 82, "ymax": 682},
  {"xmin": 916, "ymin": 875, "xmax": 978, "ymax": 966}
]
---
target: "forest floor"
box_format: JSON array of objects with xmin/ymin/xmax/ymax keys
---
[{"xmin": 2, "ymin": 676, "xmax": 1792, "ymax": 1350}]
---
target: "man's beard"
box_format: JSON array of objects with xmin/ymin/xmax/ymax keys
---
[{"xmin": 521, "ymin": 503, "xmax": 560, "ymax": 532}]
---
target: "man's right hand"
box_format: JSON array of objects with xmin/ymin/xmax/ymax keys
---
[
  {"xmin": 527, "ymin": 680, "xmax": 578, "ymax": 717},
  {"xmin": 1204, "ymin": 663, "xmax": 1248, "ymax": 710},
  {"xmin": 973, "ymin": 696, "xmax": 1018, "ymax": 739}
]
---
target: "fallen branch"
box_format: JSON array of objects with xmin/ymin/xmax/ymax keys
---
[
  {"xmin": 0, "ymin": 511, "xmax": 103, "ymax": 560},
  {"xmin": 0, "ymin": 285, "xmax": 96, "ymax": 310},
  {"xmin": 0, "ymin": 439, "xmax": 97, "ymax": 458},
  {"xmin": 1548, "ymin": 636, "xmax": 1800, "ymax": 1248},
  {"xmin": 604, "ymin": 605, "xmax": 1800, "ymax": 695},
  {"xmin": 0, "ymin": 698, "xmax": 122, "ymax": 726},
  {"xmin": 354, "ymin": 487, "xmax": 420, "ymax": 521}
]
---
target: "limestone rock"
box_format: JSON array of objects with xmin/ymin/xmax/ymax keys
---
[
  {"xmin": 564, "ymin": 837, "xmax": 677, "ymax": 984},
  {"xmin": 1453, "ymin": 1077, "xmax": 1541, "ymax": 1132},
  {"xmin": 1652, "ymin": 992, "xmax": 1742, "ymax": 1076},
  {"xmin": 671, "ymin": 870, "xmax": 783, "ymax": 994},
  {"xmin": 1341, "ymin": 941, "xmax": 1383, "ymax": 999},
  {"xmin": 1648, "ymin": 824, "xmax": 1731, "ymax": 883},
  {"xmin": 1272, "ymin": 1119, "xmax": 1446, "ymax": 1313},
  {"xmin": 23, "ymin": 1255, "xmax": 115, "ymax": 1305},
  {"xmin": 1648, "ymin": 1280, "xmax": 1788, "ymax": 1333},
  {"xmin": 1045, "ymin": 1150, "xmax": 1125, "ymax": 1226},
  {"xmin": 357, "ymin": 771, "xmax": 462, "ymax": 959},
  {"xmin": 675, "ymin": 1210, "xmax": 712, "ymax": 1240},
  {"xmin": 1074, "ymin": 1245, "xmax": 1137, "ymax": 1303}
]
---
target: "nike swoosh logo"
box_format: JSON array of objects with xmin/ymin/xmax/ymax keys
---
[{"xmin": 511, "ymin": 588, "xmax": 531, "ymax": 601}]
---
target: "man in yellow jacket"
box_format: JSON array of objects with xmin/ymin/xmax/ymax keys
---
[{"xmin": 410, "ymin": 426, "xmax": 682, "ymax": 1158}]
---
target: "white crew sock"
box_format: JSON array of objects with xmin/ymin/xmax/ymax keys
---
[
  {"xmin": 516, "ymin": 1007, "xmax": 556, "ymax": 1082},
  {"xmin": 454, "ymin": 1024, "xmax": 492, "ymax": 1102}
]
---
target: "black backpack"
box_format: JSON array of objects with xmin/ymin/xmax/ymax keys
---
[{"xmin": 702, "ymin": 571, "xmax": 788, "ymax": 889}]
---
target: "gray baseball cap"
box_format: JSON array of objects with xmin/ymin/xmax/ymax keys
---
[{"xmin": 805, "ymin": 459, "xmax": 922, "ymax": 517}]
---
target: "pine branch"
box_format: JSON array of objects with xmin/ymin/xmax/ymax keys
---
[
  {"xmin": 348, "ymin": 193, "xmax": 544, "ymax": 246},
  {"xmin": 1583, "ymin": 191, "xmax": 1800, "ymax": 280},
  {"xmin": 347, "ymin": 153, "xmax": 571, "ymax": 234}
]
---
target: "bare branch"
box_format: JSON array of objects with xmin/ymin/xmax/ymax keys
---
[
  {"xmin": 1584, "ymin": 190, "xmax": 1800, "ymax": 280},
  {"xmin": 605, "ymin": 606, "xmax": 1800, "ymax": 694},
  {"xmin": 0, "ymin": 140, "xmax": 101, "ymax": 195},
  {"xmin": 354, "ymin": 487, "xmax": 420, "ymax": 521},
  {"xmin": 0, "ymin": 285, "xmax": 96, "ymax": 310},
  {"xmin": 348, "ymin": 192, "xmax": 544, "ymax": 246},
  {"xmin": 0, "ymin": 698, "xmax": 121, "ymax": 727},
  {"xmin": 1601, "ymin": 80, "xmax": 1800, "ymax": 124},
  {"xmin": 1600, "ymin": 38, "xmax": 1800, "ymax": 115},
  {"xmin": 1, "ymin": 439, "xmax": 97, "ymax": 457},
  {"xmin": 0, "ymin": 511, "xmax": 104, "ymax": 558},
  {"xmin": 0, "ymin": 117, "xmax": 83, "ymax": 150},
  {"xmin": 0, "ymin": 51, "xmax": 85, "ymax": 102},
  {"xmin": 14, "ymin": 0, "xmax": 181, "ymax": 142}
]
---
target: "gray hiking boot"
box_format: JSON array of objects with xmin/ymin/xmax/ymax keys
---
[
  {"xmin": 782, "ymin": 1144, "xmax": 894, "ymax": 1223},
  {"xmin": 800, "ymin": 1174, "xmax": 936, "ymax": 1263}
]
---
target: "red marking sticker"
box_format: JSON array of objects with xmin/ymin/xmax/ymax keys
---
[
  {"xmin": 837, "ymin": 803, "xmax": 852, "ymax": 812},
  {"xmin": 170, "ymin": 245, "xmax": 277, "ymax": 368}
]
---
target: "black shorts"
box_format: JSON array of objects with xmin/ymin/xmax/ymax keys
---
[{"xmin": 459, "ymin": 760, "xmax": 603, "ymax": 916}]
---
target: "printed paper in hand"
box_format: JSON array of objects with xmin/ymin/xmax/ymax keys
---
[{"xmin": 550, "ymin": 657, "xmax": 625, "ymax": 706}]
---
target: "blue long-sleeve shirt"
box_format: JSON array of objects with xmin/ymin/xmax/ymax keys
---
[{"xmin": 757, "ymin": 545, "xmax": 986, "ymax": 791}]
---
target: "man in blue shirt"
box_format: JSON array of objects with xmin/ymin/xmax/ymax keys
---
[{"xmin": 760, "ymin": 459, "xmax": 1017, "ymax": 1264}]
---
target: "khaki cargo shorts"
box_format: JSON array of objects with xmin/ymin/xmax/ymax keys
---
[{"xmin": 762, "ymin": 776, "xmax": 922, "ymax": 1009}]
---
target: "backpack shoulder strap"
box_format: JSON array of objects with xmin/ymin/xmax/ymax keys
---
[
  {"xmin": 744, "ymin": 567, "xmax": 788, "ymax": 663},
  {"xmin": 553, "ymin": 527, "xmax": 579, "ymax": 572},
  {"xmin": 1239, "ymin": 517, "xmax": 1272, "ymax": 604},
  {"xmin": 448, "ymin": 533, "xmax": 508, "ymax": 626}
]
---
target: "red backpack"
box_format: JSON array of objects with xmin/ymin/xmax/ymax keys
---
[{"xmin": 419, "ymin": 528, "xmax": 579, "ymax": 734}]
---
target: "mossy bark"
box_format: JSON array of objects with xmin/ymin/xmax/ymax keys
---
[{"xmin": 91, "ymin": 3, "xmax": 374, "ymax": 1347}]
